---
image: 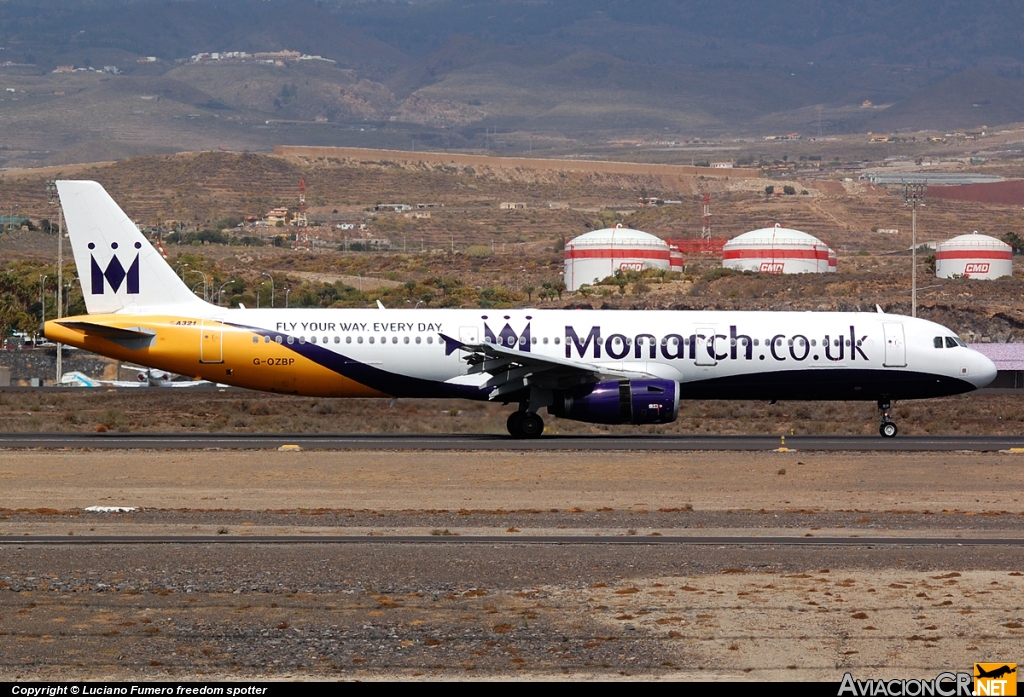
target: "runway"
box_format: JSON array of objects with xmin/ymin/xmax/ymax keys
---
[
  {"xmin": 2, "ymin": 432, "xmax": 1024, "ymax": 450},
  {"xmin": 2, "ymin": 534, "xmax": 1023, "ymax": 546}
]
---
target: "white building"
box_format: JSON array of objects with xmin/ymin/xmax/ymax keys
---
[
  {"xmin": 935, "ymin": 232, "xmax": 1012, "ymax": 279},
  {"xmin": 564, "ymin": 225, "xmax": 672, "ymax": 291},
  {"xmin": 722, "ymin": 224, "xmax": 834, "ymax": 274}
]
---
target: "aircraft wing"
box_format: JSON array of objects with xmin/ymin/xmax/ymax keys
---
[{"xmin": 441, "ymin": 333, "xmax": 655, "ymax": 401}]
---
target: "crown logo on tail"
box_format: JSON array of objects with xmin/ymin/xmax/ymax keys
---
[{"xmin": 89, "ymin": 241, "xmax": 141, "ymax": 295}]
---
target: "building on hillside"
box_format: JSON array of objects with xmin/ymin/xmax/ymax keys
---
[{"xmin": 264, "ymin": 208, "xmax": 289, "ymax": 226}]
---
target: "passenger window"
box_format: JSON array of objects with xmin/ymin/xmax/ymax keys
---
[
  {"xmin": 286, "ymin": 336, "xmax": 294, "ymax": 345},
  {"xmin": 310, "ymin": 336, "xmax": 317, "ymax": 344},
  {"xmin": 415, "ymin": 336, "xmax": 421, "ymax": 344},
  {"xmin": 264, "ymin": 336, "xmax": 270, "ymax": 344},
  {"xmin": 531, "ymin": 337, "xmax": 537, "ymax": 345},
  {"xmin": 323, "ymin": 336, "xmax": 328, "ymax": 344},
  {"xmin": 368, "ymin": 337, "xmax": 374, "ymax": 344},
  {"xmin": 945, "ymin": 337, "xmax": 958, "ymax": 348},
  {"xmin": 934, "ymin": 337, "xmax": 943, "ymax": 348},
  {"xmin": 554, "ymin": 337, "xmax": 560, "ymax": 345},
  {"xmin": 334, "ymin": 336, "xmax": 340, "ymax": 344},
  {"xmin": 392, "ymin": 336, "xmax": 398, "ymax": 344},
  {"xmin": 427, "ymin": 336, "xmax": 433, "ymax": 344},
  {"xmin": 357, "ymin": 336, "xmax": 363, "ymax": 344},
  {"xmin": 346, "ymin": 336, "xmax": 352, "ymax": 344},
  {"xmin": 404, "ymin": 336, "xmax": 409, "ymax": 344},
  {"xmin": 298, "ymin": 337, "xmax": 305, "ymax": 345},
  {"xmin": 275, "ymin": 336, "xmax": 283, "ymax": 344},
  {"xmin": 252, "ymin": 336, "xmax": 258, "ymax": 344},
  {"xmin": 543, "ymin": 337, "xmax": 549, "ymax": 344}
]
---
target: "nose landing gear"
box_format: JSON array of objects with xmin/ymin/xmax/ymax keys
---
[
  {"xmin": 878, "ymin": 399, "xmax": 898, "ymax": 438},
  {"xmin": 506, "ymin": 410, "xmax": 544, "ymax": 439}
]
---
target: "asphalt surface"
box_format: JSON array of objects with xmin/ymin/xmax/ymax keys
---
[
  {"xmin": 1, "ymin": 534, "xmax": 1022, "ymax": 546},
  {"xmin": 3, "ymin": 432, "xmax": 1024, "ymax": 450}
]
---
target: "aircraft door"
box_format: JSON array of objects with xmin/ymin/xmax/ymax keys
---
[
  {"xmin": 695, "ymin": 327, "xmax": 717, "ymax": 366},
  {"xmin": 200, "ymin": 319, "xmax": 224, "ymax": 364},
  {"xmin": 883, "ymin": 322, "xmax": 906, "ymax": 367}
]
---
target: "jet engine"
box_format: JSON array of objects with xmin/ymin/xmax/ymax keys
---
[{"xmin": 550, "ymin": 379, "xmax": 679, "ymax": 425}]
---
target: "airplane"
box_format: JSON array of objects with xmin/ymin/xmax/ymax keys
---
[
  {"xmin": 44, "ymin": 180, "xmax": 997, "ymax": 438},
  {"xmin": 60, "ymin": 367, "xmax": 210, "ymax": 388},
  {"xmin": 975, "ymin": 665, "xmax": 1016, "ymax": 680}
]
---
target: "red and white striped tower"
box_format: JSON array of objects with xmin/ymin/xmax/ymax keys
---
[
  {"xmin": 701, "ymin": 193, "xmax": 712, "ymax": 240},
  {"xmin": 294, "ymin": 178, "xmax": 310, "ymax": 250}
]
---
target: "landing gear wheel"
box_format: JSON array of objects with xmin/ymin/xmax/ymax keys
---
[
  {"xmin": 519, "ymin": 412, "xmax": 545, "ymax": 439},
  {"xmin": 506, "ymin": 411, "xmax": 526, "ymax": 438},
  {"xmin": 880, "ymin": 422, "xmax": 898, "ymax": 438}
]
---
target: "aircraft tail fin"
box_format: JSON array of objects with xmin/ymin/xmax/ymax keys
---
[
  {"xmin": 56, "ymin": 180, "xmax": 210, "ymax": 315},
  {"xmin": 60, "ymin": 371, "xmax": 99, "ymax": 387}
]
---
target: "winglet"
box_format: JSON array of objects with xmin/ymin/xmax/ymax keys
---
[
  {"xmin": 376, "ymin": 300, "xmax": 386, "ymax": 310},
  {"xmin": 439, "ymin": 332, "xmax": 465, "ymax": 356},
  {"xmin": 876, "ymin": 304, "xmax": 885, "ymax": 314}
]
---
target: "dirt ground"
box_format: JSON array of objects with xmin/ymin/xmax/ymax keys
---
[
  {"xmin": 0, "ymin": 448, "xmax": 1022, "ymax": 681},
  {"xmin": 0, "ymin": 449, "xmax": 1023, "ymax": 515}
]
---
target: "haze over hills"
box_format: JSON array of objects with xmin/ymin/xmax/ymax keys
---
[{"xmin": 2, "ymin": 0, "xmax": 1024, "ymax": 165}]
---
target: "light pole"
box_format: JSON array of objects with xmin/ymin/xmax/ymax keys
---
[
  {"xmin": 47, "ymin": 180, "xmax": 64, "ymax": 383},
  {"xmin": 39, "ymin": 274, "xmax": 48, "ymax": 325},
  {"xmin": 284, "ymin": 288, "xmax": 291, "ymax": 308},
  {"xmin": 902, "ymin": 182, "xmax": 927, "ymax": 318},
  {"xmin": 257, "ymin": 281, "xmax": 267, "ymax": 309},
  {"xmin": 218, "ymin": 279, "xmax": 235, "ymax": 306},
  {"xmin": 175, "ymin": 262, "xmax": 189, "ymax": 280},
  {"xmin": 187, "ymin": 269, "xmax": 208, "ymax": 302},
  {"xmin": 65, "ymin": 277, "xmax": 78, "ymax": 316},
  {"xmin": 261, "ymin": 272, "xmax": 274, "ymax": 307}
]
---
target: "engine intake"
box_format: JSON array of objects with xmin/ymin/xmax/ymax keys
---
[{"xmin": 550, "ymin": 379, "xmax": 679, "ymax": 425}]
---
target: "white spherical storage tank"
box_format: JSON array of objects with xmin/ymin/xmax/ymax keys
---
[
  {"xmin": 564, "ymin": 225, "xmax": 671, "ymax": 291},
  {"xmin": 722, "ymin": 224, "xmax": 833, "ymax": 274},
  {"xmin": 935, "ymin": 231, "xmax": 1012, "ymax": 279}
]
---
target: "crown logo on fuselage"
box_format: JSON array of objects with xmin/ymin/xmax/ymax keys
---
[
  {"xmin": 89, "ymin": 241, "xmax": 141, "ymax": 295},
  {"xmin": 484, "ymin": 315, "xmax": 531, "ymax": 352}
]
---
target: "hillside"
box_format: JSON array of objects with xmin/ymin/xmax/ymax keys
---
[
  {"xmin": 4, "ymin": 151, "xmax": 1024, "ymax": 341},
  {"xmin": 3, "ymin": 2, "xmax": 1024, "ymax": 165}
]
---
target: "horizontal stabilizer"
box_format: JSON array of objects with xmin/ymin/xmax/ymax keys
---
[{"xmin": 56, "ymin": 321, "xmax": 156, "ymax": 350}]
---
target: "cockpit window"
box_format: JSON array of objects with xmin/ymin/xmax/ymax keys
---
[
  {"xmin": 945, "ymin": 336, "xmax": 959, "ymax": 348},
  {"xmin": 934, "ymin": 337, "xmax": 943, "ymax": 349}
]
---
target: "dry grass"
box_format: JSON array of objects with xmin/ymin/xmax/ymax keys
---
[{"xmin": 0, "ymin": 388, "xmax": 1020, "ymax": 436}]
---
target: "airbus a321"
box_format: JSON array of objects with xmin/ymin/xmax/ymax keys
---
[{"xmin": 44, "ymin": 181, "xmax": 997, "ymax": 438}]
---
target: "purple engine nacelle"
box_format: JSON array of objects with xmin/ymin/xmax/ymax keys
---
[{"xmin": 550, "ymin": 379, "xmax": 680, "ymax": 425}]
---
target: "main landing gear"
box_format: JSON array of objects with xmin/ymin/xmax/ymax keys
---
[
  {"xmin": 878, "ymin": 399, "xmax": 898, "ymax": 438},
  {"xmin": 507, "ymin": 410, "xmax": 544, "ymax": 439}
]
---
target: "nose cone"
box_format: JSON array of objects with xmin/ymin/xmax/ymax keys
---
[{"xmin": 968, "ymin": 350, "xmax": 998, "ymax": 389}]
